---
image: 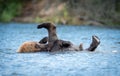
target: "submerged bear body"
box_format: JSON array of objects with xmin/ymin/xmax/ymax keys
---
[
  {"xmin": 17, "ymin": 37, "xmax": 48, "ymax": 53},
  {"xmin": 17, "ymin": 41, "xmax": 46, "ymax": 53},
  {"xmin": 17, "ymin": 41, "xmax": 40, "ymax": 53}
]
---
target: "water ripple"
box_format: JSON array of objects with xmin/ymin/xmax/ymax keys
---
[{"xmin": 0, "ymin": 23, "xmax": 120, "ymax": 76}]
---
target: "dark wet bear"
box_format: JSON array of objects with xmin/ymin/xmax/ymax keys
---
[
  {"xmin": 17, "ymin": 22, "xmax": 100, "ymax": 53},
  {"xmin": 37, "ymin": 22, "xmax": 100, "ymax": 52}
]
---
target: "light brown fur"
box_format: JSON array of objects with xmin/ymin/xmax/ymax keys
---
[{"xmin": 17, "ymin": 41, "xmax": 45, "ymax": 53}]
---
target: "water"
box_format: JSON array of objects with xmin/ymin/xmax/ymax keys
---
[{"xmin": 0, "ymin": 23, "xmax": 120, "ymax": 76}]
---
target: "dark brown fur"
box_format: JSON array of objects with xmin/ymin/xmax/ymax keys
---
[
  {"xmin": 17, "ymin": 22, "xmax": 100, "ymax": 53},
  {"xmin": 37, "ymin": 22, "xmax": 100, "ymax": 52}
]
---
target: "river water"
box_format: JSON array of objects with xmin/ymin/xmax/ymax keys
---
[{"xmin": 0, "ymin": 23, "xmax": 120, "ymax": 76}]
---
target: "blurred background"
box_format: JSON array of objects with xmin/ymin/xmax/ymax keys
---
[{"xmin": 0, "ymin": 0, "xmax": 120, "ymax": 26}]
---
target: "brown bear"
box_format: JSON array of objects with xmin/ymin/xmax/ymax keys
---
[
  {"xmin": 37, "ymin": 22, "xmax": 100, "ymax": 52},
  {"xmin": 17, "ymin": 22, "xmax": 100, "ymax": 53}
]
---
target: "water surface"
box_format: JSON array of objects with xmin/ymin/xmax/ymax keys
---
[{"xmin": 0, "ymin": 23, "xmax": 120, "ymax": 76}]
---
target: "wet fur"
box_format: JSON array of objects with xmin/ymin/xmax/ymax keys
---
[
  {"xmin": 17, "ymin": 42, "xmax": 41, "ymax": 53},
  {"xmin": 37, "ymin": 22, "xmax": 100, "ymax": 52},
  {"xmin": 17, "ymin": 37, "xmax": 48, "ymax": 53},
  {"xmin": 17, "ymin": 22, "xmax": 100, "ymax": 53}
]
